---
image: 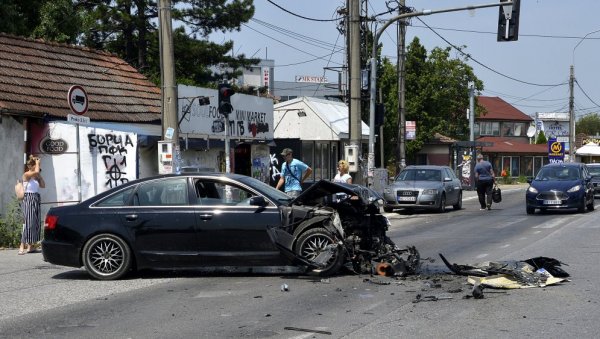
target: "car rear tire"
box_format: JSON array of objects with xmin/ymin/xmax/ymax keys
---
[
  {"xmin": 453, "ymin": 192, "xmax": 463, "ymax": 210},
  {"xmin": 437, "ymin": 194, "xmax": 446, "ymax": 213},
  {"xmin": 295, "ymin": 227, "xmax": 345, "ymax": 277},
  {"xmin": 82, "ymin": 233, "xmax": 132, "ymax": 280},
  {"xmin": 526, "ymin": 206, "xmax": 535, "ymax": 215}
]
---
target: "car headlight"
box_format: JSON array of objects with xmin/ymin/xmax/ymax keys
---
[
  {"xmin": 567, "ymin": 185, "xmax": 581, "ymax": 193},
  {"xmin": 422, "ymin": 189, "xmax": 437, "ymax": 195},
  {"xmin": 527, "ymin": 186, "xmax": 538, "ymax": 194}
]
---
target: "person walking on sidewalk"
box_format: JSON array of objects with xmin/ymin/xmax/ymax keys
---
[
  {"xmin": 474, "ymin": 153, "xmax": 495, "ymax": 210},
  {"xmin": 276, "ymin": 148, "xmax": 313, "ymax": 198}
]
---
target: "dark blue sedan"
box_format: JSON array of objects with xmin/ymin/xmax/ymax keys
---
[{"xmin": 525, "ymin": 163, "xmax": 595, "ymax": 214}]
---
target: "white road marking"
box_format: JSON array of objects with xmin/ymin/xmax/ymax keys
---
[{"xmin": 499, "ymin": 244, "xmax": 511, "ymax": 248}]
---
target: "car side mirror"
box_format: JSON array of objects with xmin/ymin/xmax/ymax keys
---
[
  {"xmin": 249, "ymin": 196, "xmax": 267, "ymax": 207},
  {"xmin": 443, "ymin": 177, "xmax": 452, "ymax": 182}
]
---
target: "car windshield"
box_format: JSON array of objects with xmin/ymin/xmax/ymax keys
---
[
  {"xmin": 236, "ymin": 175, "xmax": 292, "ymax": 203},
  {"xmin": 535, "ymin": 167, "xmax": 581, "ymax": 181},
  {"xmin": 396, "ymin": 169, "xmax": 441, "ymax": 182},
  {"xmin": 588, "ymin": 166, "xmax": 600, "ymax": 176}
]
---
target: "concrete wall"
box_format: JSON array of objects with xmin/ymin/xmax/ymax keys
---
[{"xmin": 0, "ymin": 115, "xmax": 24, "ymax": 217}]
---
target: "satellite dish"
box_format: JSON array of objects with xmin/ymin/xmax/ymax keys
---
[{"xmin": 526, "ymin": 126, "xmax": 536, "ymax": 138}]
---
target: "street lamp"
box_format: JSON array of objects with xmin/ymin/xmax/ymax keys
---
[
  {"xmin": 569, "ymin": 28, "xmax": 600, "ymax": 162},
  {"xmin": 367, "ymin": 2, "xmax": 510, "ymax": 186}
]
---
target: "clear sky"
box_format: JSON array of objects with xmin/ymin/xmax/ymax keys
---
[{"xmin": 210, "ymin": 0, "xmax": 600, "ymax": 120}]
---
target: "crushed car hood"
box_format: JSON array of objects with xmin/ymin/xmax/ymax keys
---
[{"xmin": 290, "ymin": 180, "xmax": 368, "ymax": 206}]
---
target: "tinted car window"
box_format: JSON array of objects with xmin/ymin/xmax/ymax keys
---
[
  {"xmin": 96, "ymin": 187, "xmax": 135, "ymax": 207},
  {"xmin": 588, "ymin": 165, "xmax": 600, "ymax": 176},
  {"xmin": 397, "ymin": 169, "xmax": 440, "ymax": 182},
  {"xmin": 134, "ymin": 178, "xmax": 189, "ymax": 206},
  {"xmin": 536, "ymin": 167, "xmax": 580, "ymax": 181},
  {"xmin": 194, "ymin": 179, "xmax": 256, "ymax": 206}
]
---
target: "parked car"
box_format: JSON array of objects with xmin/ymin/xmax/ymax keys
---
[
  {"xmin": 382, "ymin": 165, "xmax": 462, "ymax": 213},
  {"xmin": 587, "ymin": 163, "xmax": 600, "ymax": 198},
  {"xmin": 42, "ymin": 174, "xmax": 420, "ymax": 280},
  {"xmin": 525, "ymin": 162, "xmax": 595, "ymax": 214}
]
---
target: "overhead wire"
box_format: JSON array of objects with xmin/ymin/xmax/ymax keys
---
[
  {"xmin": 266, "ymin": 0, "xmax": 340, "ymax": 22},
  {"xmin": 416, "ymin": 17, "xmax": 568, "ymax": 88}
]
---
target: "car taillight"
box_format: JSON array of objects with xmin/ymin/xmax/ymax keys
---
[{"xmin": 45, "ymin": 215, "xmax": 58, "ymax": 230}]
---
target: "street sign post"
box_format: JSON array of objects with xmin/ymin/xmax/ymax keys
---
[{"xmin": 67, "ymin": 85, "xmax": 88, "ymax": 202}]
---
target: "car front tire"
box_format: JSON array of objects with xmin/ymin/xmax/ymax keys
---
[
  {"xmin": 295, "ymin": 227, "xmax": 345, "ymax": 277},
  {"xmin": 526, "ymin": 206, "xmax": 535, "ymax": 215},
  {"xmin": 82, "ymin": 233, "xmax": 132, "ymax": 280},
  {"xmin": 437, "ymin": 194, "xmax": 446, "ymax": 213},
  {"xmin": 453, "ymin": 192, "xmax": 463, "ymax": 210}
]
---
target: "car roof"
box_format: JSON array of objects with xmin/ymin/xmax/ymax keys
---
[
  {"xmin": 542, "ymin": 162, "xmax": 582, "ymax": 168},
  {"xmin": 404, "ymin": 165, "xmax": 449, "ymax": 170}
]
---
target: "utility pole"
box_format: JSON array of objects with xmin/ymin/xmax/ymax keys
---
[
  {"xmin": 569, "ymin": 65, "xmax": 575, "ymax": 161},
  {"xmin": 396, "ymin": 0, "xmax": 407, "ymax": 174},
  {"xmin": 349, "ymin": 0, "xmax": 363, "ymax": 184},
  {"xmin": 158, "ymin": 0, "xmax": 178, "ymax": 173},
  {"xmin": 469, "ymin": 81, "xmax": 476, "ymax": 189}
]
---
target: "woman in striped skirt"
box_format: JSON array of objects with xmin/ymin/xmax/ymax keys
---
[{"xmin": 19, "ymin": 155, "xmax": 45, "ymax": 255}]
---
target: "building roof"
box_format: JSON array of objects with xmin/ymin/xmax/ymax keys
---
[
  {"xmin": 274, "ymin": 97, "xmax": 369, "ymax": 140},
  {"xmin": 0, "ymin": 33, "xmax": 160, "ymax": 123},
  {"xmin": 477, "ymin": 96, "xmax": 533, "ymax": 122},
  {"xmin": 478, "ymin": 136, "xmax": 548, "ymax": 154}
]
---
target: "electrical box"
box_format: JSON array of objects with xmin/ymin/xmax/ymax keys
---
[
  {"xmin": 158, "ymin": 141, "xmax": 174, "ymax": 174},
  {"xmin": 344, "ymin": 145, "xmax": 359, "ymax": 173}
]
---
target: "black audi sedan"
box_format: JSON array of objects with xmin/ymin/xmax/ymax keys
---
[
  {"xmin": 525, "ymin": 162, "xmax": 595, "ymax": 214},
  {"xmin": 42, "ymin": 173, "xmax": 419, "ymax": 280}
]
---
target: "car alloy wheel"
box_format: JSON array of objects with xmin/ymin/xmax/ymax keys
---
[
  {"xmin": 295, "ymin": 227, "xmax": 345, "ymax": 276},
  {"xmin": 82, "ymin": 233, "xmax": 132, "ymax": 280}
]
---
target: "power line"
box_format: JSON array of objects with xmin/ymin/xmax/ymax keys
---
[
  {"xmin": 575, "ymin": 80, "xmax": 600, "ymax": 109},
  {"xmin": 409, "ymin": 24, "xmax": 600, "ymax": 40},
  {"xmin": 240, "ymin": 23, "xmax": 344, "ymax": 67},
  {"xmin": 251, "ymin": 18, "xmax": 342, "ymax": 51},
  {"xmin": 266, "ymin": 0, "xmax": 341, "ymax": 22},
  {"xmin": 417, "ymin": 17, "xmax": 567, "ymax": 88}
]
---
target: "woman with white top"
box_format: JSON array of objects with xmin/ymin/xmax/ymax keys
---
[
  {"xmin": 333, "ymin": 160, "xmax": 353, "ymax": 184},
  {"xmin": 19, "ymin": 155, "xmax": 45, "ymax": 255}
]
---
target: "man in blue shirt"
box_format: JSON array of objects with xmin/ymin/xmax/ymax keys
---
[
  {"xmin": 275, "ymin": 148, "xmax": 313, "ymax": 198},
  {"xmin": 474, "ymin": 153, "xmax": 496, "ymax": 210}
]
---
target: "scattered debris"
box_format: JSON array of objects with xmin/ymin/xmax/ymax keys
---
[
  {"xmin": 412, "ymin": 294, "xmax": 453, "ymax": 303},
  {"xmin": 320, "ymin": 278, "xmax": 331, "ymax": 284},
  {"xmin": 280, "ymin": 283, "xmax": 289, "ymax": 292},
  {"xmin": 283, "ymin": 327, "xmax": 332, "ymax": 335},
  {"xmin": 363, "ymin": 277, "xmax": 391, "ymax": 285},
  {"xmin": 439, "ymin": 253, "xmax": 570, "ymax": 289},
  {"xmin": 471, "ymin": 284, "xmax": 484, "ymax": 299}
]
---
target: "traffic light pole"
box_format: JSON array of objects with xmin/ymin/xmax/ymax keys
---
[{"xmin": 367, "ymin": 1, "xmax": 512, "ymax": 186}]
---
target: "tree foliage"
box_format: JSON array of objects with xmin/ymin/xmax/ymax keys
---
[
  {"xmin": 378, "ymin": 37, "xmax": 483, "ymax": 171},
  {"xmin": 0, "ymin": 0, "xmax": 259, "ymax": 86},
  {"xmin": 576, "ymin": 113, "xmax": 600, "ymax": 136},
  {"xmin": 535, "ymin": 130, "xmax": 547, "ymax": 144}
]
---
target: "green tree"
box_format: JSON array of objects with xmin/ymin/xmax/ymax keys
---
[
  {"xmin": 0, "ymin": 0, "xmax": 258, "ymax": 86},
  {"xmin": 535, "ymin": 130, "xmax": 548, "ymax": 144},
  {"xmin": 380, "ymin": 37, "xmax": 482, "ymax": 171},
  {"xmin": 576, "ymin": 113, "xmax": 600, "ymax": 136}
]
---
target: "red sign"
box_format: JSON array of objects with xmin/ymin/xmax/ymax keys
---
[{"xmin": 68, "ymin": 85, "xmax": 88, "ymax": 115}]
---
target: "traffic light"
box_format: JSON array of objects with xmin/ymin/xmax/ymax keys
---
[
  {"xmin": 497, "ymin": 0, "xmax": 520, "ymax": 42},
  {"xmin": 218, "ymin": 83, "xmax": 235, "ymax": 116}
]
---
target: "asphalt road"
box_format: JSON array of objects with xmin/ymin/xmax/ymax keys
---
[{"xmin": 1, "ymin": 184, "xmax": 599, "ymax": 338}]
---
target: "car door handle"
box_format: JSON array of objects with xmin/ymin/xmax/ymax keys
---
[
  {"xmin": 199, "ymin": 213, "xmax": 213, "ymax": 220},
  {"xmin": 125, "ymin": 214, "xmax": 138, "ymax": 221}
]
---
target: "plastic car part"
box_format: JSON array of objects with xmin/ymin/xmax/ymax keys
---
[
  {"xmin": 82, "ymin": 233, "xmax": 132, "ymax": 280},
  {"xmin": 375, "ymin": 262, "xmax": 392, "ymax": 276}
]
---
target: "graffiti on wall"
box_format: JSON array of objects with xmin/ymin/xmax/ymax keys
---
[
  {"xmin": 88, "ymin": 133, "xmax": 134, "ymax": 188},
  {"xmin": 269, "ymin": 153, "xmax": 281, "ymax": 187}
]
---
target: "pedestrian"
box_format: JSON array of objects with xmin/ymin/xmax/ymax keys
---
[
  {"xmin": 275, "ymin": 148, "xmax": 313, "ymax": 198},
  {"xmin": 474, "ymin": 153, "xmax": 495, "ymax": 210},
  {"xmin": 333, "ymin": 160, "xmax": 353, "ymax": 184},
  {"xmin": 19, "ymin": 155, "xmax": 45, "ymax": 255}
]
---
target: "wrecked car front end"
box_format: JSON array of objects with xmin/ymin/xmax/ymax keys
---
[{"xmin": 268, "ymin": 180, "xmax": 420, "ymax": 277}]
